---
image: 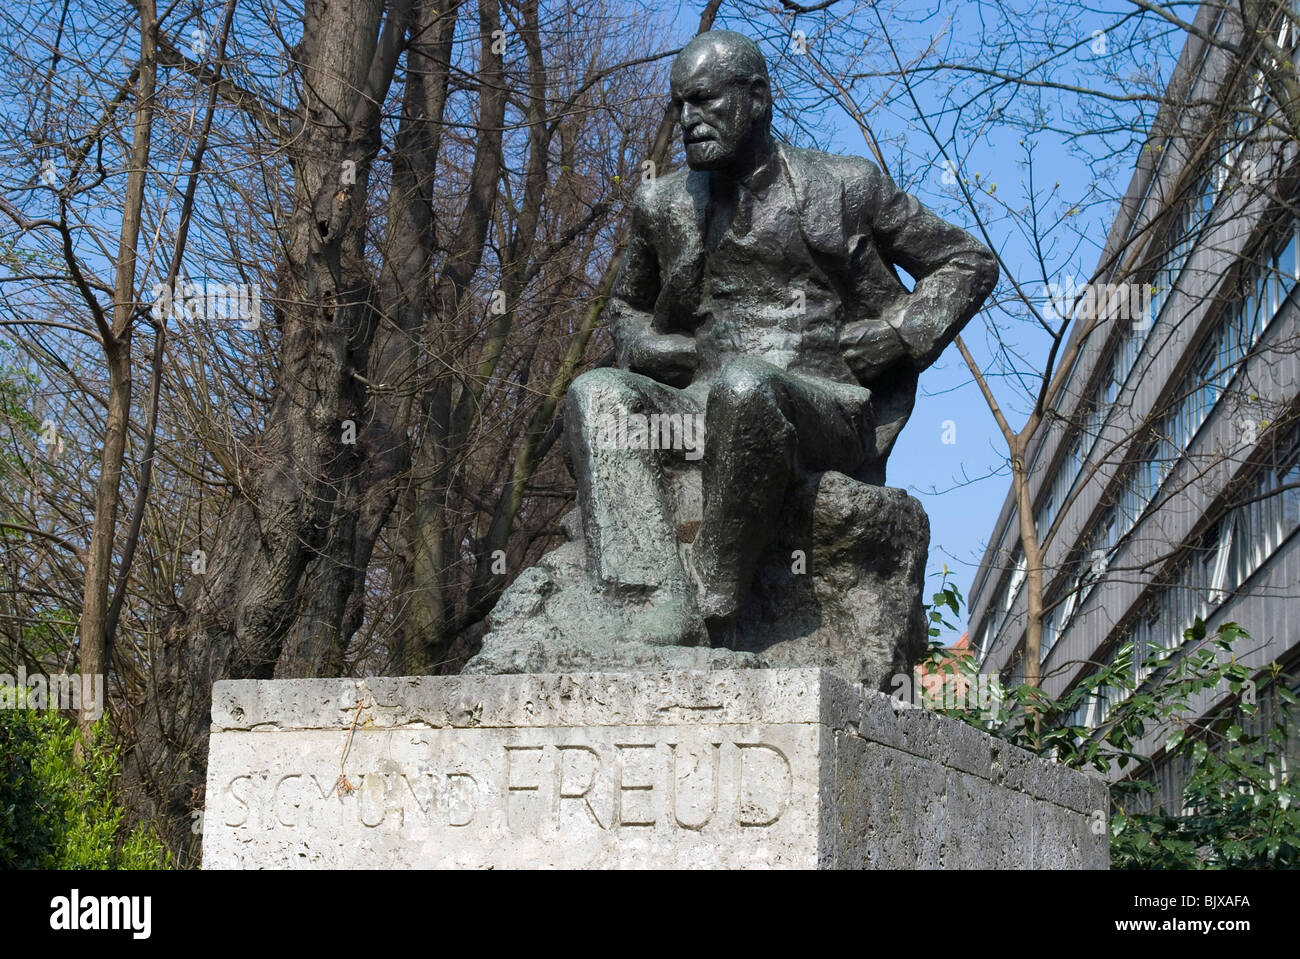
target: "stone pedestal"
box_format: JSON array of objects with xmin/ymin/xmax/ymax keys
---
[{"xmin": 201, "ymin": 669, "xmax": 1108, "ymax": 869}]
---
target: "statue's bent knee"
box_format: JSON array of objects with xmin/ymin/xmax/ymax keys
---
[{"xmin": 568, "ymin": 368, "xmax": 642, "ymax": 416}]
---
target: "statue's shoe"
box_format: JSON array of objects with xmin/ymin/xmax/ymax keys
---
[{"xmin": 681, "ymin": 541, "xmax": 741, "ymax": 631}]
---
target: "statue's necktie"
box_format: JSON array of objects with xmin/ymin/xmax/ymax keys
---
[
  {"xmin": 732, "ymin": 182, "xmax": 755, "ymax": 236},
  {"xmin": 705, "ymin": 177, "xmax": 736, "ymax": 250}
]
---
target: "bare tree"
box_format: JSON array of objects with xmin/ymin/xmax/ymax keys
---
[{"xmin": 0, "ymin": 0, "xmax": 729, "ymax": 861}]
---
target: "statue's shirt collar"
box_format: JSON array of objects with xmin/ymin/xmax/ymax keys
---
[{"xmin": 708, "ymin": 143, "xmax": 784, "ymax": 202}]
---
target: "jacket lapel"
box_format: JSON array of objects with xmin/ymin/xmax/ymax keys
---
[
  {"xmin": 779, "ymin": 143, "xmax": 847, "ymax": 257},
  {"xmin": 653, "ymin": 171, "xmax": 710, "ymax": 331}
]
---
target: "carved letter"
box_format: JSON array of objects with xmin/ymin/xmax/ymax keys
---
[
  {"xmin": 555, "ymin": 745, "xmax": 605, "ymax": 829},
  {"xmin": 505, "ymin": 745, "xmax": 544, "ymax": 830},
  {"xmin": 668, "ymin": 742, "xmax": 720, "ymax": 830},
  {"xmin": 275, "ymin": 774, "xmax": 302, "ymax": 828},
  {"xmin": 401, "ymin": 772, "xmax": 435, "ymax": 820},
  {"xmin": 615, "ymin": 743, "xmax": 657, "ymax": 827},
  {"xmin": 358, "ymin": 774, "xmax": 389, "ymax": 828},
  {"xmin": 736, "ymin": 743, "xmax": 792, "ymax": 827},
  {"xmin": 225, "ymin": 776, "xmax": 251, "ymax": 827},
  {"xmin": 445, "ymin": 772, "xmax": 479, "ymax": 827},
  {"xmin": 308, "ymin": 773, "xmax": 343, "ymax": 828}
]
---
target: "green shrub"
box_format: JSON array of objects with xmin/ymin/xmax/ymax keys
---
[
  {"xmin": 920, "ymin": 576, "xmax": 1300, "ymax": 869},
  {"xmin": 0, "ymin": 697, "xmax": 170, "ymax": 869}
]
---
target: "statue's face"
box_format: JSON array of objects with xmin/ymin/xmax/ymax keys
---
[{"xmin": 670, "ymin": 49, "xmax": 768, "ymax": 172}]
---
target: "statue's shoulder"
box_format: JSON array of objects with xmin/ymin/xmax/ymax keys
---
[
  {"xmin": 779, "ymin": 144, "xmax": 893, "ymax": 226},
  {"xmin": 631, "ymin": 165, "xmax": 696, "ymax": 206},
  {"xmin": 780, "ymin": 143, "xmax": 880, "ymax": 183},
  {"xmin": 630, "ymin": 167, "xmax": 701, "ymax": 220}
]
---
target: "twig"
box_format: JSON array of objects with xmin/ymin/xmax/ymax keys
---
[{"xmin": 335, "ymin": 699, "xmax": 365, "ymax": 797}]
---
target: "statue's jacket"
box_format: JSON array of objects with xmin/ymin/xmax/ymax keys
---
[{"xmin": 610, "ymin": 142, "xmax": 998, "ymax": 470}]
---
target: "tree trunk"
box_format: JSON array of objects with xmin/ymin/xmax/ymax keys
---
[
  {"xmin": 403, "ymin": 0, "xmax": 508, "ymax": 671},
  {"xmin": 79, "ymin": 0, "xmax": 157, "ymax": 739},
  {"xmin": 127, "ymin": 0, "xmax": 409, "ymax": 857},
  {"xmin": 1011, "ymin": 449, "xmax": 1044, "ymax": 692}
]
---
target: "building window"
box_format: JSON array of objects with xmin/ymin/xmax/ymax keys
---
[{"xmin": 1008, "ymin": 553, "xmax": 1026, "ymax": 606}]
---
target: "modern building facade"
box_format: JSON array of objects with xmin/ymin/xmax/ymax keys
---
[{"xmin": 967, "ymin": 2, "xmax": 1300, "ymax": 810}]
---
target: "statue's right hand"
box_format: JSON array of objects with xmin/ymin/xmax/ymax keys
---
[{"xmin": 627, "ymin": 333, "xmax": 697, "ymax": 387}]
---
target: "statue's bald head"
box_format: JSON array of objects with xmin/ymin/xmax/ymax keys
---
[
  {"xmin": 670, "ymin": 31, "xmax": 773, "ymax": 173},
  {"xmin": 671, "ymin": 31, "xmax": 770, "ymax": 94}
]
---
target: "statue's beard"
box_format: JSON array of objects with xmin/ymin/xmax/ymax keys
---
[
  {"xmin": 685, "ymin": 139, "xmax": 731, "ymax": 170},
  {"xmin": 684, "ymin": 125, "xmax": 767, "ymax": 173}
]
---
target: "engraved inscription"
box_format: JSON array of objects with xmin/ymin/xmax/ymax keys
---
[
  {"xmin": 498, "ymin": 741, "xmax": 792, "ymax": 833},
  {"xmin": 222, "ymin": 768, "xmax": 479, "ymax": 831},
  {"xmin": 214, "ymin": 739, "xmax": 796, "ymax": 835}
]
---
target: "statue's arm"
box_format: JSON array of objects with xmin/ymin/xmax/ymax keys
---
[
  {"xmin": 842, "ymin": 161, "xmax": 998, "ymax": 377},
  {"xmin": 609, "ymin": 186, "xmax": 697, "ymax": 387}
]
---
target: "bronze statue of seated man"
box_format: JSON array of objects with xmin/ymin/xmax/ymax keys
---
[{"xmin": 562, "ymin": 30, "xmax": 998, "ymax": 647}]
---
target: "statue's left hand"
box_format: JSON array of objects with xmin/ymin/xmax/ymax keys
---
[{"xmin": 840, "ymin": 316, "xmax": 908, "ymax": 384}]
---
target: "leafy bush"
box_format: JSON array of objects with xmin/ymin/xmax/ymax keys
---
[
  {"xmin": 0, "ymin": 697, "xmax": 170, "ymax": 869},
  {"xmin": 920, "ymin": 578, "xmax": 1299, "ymax": 868}
]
